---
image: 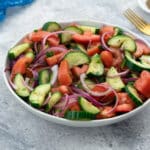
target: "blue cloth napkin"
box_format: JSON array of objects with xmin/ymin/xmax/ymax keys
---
[{"xmin": 0, "ymin": 0, "xmax": 34, "ymax": 21}]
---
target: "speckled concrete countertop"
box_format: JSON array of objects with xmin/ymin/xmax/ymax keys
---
[{"xmin": 0, "ymin": 0, "xmax": 150, "ymax": 149}]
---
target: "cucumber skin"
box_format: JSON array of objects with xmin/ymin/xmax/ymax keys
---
[
  {"xmin": 38, "ymin": 70, "xmax": 50, "ymax": 85},
  {"xmin": 8, "ymin": 43, "xmax": 31, "ymax": 59},
  {"xmin": 42, "ymin": 22, "xmax": 61, "ymax": 32},
  {"xmin": 14, "ymin": 74, "xmax": 30, "ymax": 98},
  {"xmin": 125, "ymin": 52, "xmax": 150, "ymax": 72},
  {"xmin": 78, "ymin": 97, "xmax": 100, "ymax": 115},
  {"xmin": 29, "ymin": 84, "xmax": 51, "ymax": 108},
  {"xmin": 125, "ymin": 85, "xmax": 143, "ymax": 106},
  {"xmin": 45, "ymin": 92, "xmax": 62, "ymax": 112},
  {"xmin": 64, "ymin": 111, "xmax": 96, "ymax": 120}
]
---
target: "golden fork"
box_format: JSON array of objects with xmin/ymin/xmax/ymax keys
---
[{"xmin": 124, "ymin": 8, "xmax": 150, "ymax": 35}]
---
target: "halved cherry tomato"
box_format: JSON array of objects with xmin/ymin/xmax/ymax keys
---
[
  {"xmin": 134, "ymin": 71, "xmax": 150, "ymax": 98},
  {"xmin": 101, "ymin": 51, "xmax": 113, "ymax": 67}
]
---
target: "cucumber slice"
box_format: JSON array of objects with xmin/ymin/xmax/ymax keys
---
[
  {"xmin": 29, "ymin": 84, "xmax": 51, "ymax": 108},
  {"xmin": 125, "ymin": 84, "xmax": 143, "ymax": 106},
  {"xmin": 60, "ymin": 26, "xmax": 83, "ymax": 44},
  {"xmin": 8, "ymin": 43, "xmax": 31, "ymax": 59},
  {"xmin": 125, "ymin": 51, "xmax": 150, "ymax": 72},
  {"xmin": 139, "ymin": 55, "xmax": 150, "ymax": 67},
  {"xmin": 64, "ymin": 111, "xmax": 96, "ymax": 120},
  {"xmin": 77, "ymin": 79, "xmax": 96, "ymax": 89},
  {"xmin": 106, "ymin": 67, "xmax": 125, "ymax": 91},
  {"xmin": 108, "ymin": 35, "xmax": 136, "ymax": 52},
  {"xmin": 25, "ymin": 51, "xmax": 35, "ymax": 60},
  {"xmin": 114, "ymin": 27, "xmax": 123, "ymax": 36},
  {"xmin": 14, "ymin": 74, "xmax": 30, "ymax": 97},
  {"xmin": 78, "ymin": 97, "xmax": 100, "ymax": 115},
  {"xmin": 42, "ymin": 22, "xmax": 61, "ymax": 32},
  {"xmin": 87, "ymin": 54, "xmax": 104, "ymax": 76},
  {"xmin": 45, "ymin": 92, "xmax": 62, "ymax": 112},
  {"xmin": 78, "ymin": 25, "xmax": 99, "ymax": 34},
  {"xmin": 72, "ymin": 43, "xmax": 86, "ymax": 53},
  {"xmin": 64, "ymin": 51, "xmax": 90, "ymax": 68},
  {"xmin": 38, "ymin": 69, "xmax": 51, "ymax": 85}
]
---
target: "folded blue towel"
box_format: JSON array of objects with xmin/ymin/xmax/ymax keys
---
[{"xmin": 0, "ymin": 0, "xmax": 34, "ymax": 21}]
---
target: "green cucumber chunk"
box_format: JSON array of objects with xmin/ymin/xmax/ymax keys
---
[
  {"xmin": 8, "ymin": 43, "xmax": 31, "ymax": 59},
  {"xmin": 77, "ymin": 79, "xmax": 96, "ymax": 89},
  {"xmin": 114, "ymin": 27, "xmax": 123, "ymax": 36},
  {"xmin": 38, "ymin": 69, "xmax": 51, "ymax": 85},
  {"xmin": 45, "ymin": 92, "xmax": 62, "ymax": 112},
  {"xmin": 14, "ymin": 74, "xmax": 30, "ymax": 97},
  {"xmin": 106, "ymin": 67, "xmax": 125, "ymax": 91},
  {"xmin": 29, "ymin": 84, "xmax": 51, "ymax": 108},
  {"xmin": 64, "ymin": 111, "xmax": 96, "ymax": 120},
  {"xmin": 139, "ymin": 55, "xmax": 150, "ymax": 67},
  {"xmin": 125, "ymin": 51, "xmax": 150, "ymax": 72},
  {"xmin": 78, "ymin": 25, "xmax": 99, "ymax": 34},
  {"xmin": 125, "ymin": 84, "xmax": 143, "ymax": 106},
  {"xmin": 42, "ymin": 22, "xmax": 61, "ymax": 32},
  {"xmin": 64, "ymin": 51, "xmax": 90, "ymax": 68},
  {"xmin": 108, "ymin": 35, "xmax": 136, "ymax": 52},
  {"xmin": 78, "ymin": 97, "xmax": 100, "ymax": 115},
  {"xmin": 87, "ymin": 54, "xmax": 104, "ymax": 76},
  {"xmin": 60, "ymin": 26, "xmax": 83, "ymax": 44}
]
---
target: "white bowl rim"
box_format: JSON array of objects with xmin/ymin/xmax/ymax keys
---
[
  {"xmin": 3, "ymin": 20, "xmax": 150, "ymax": 127},
  {"xmin": 138, "ymin": 0, "xmax": 150, "ymax": 13}
]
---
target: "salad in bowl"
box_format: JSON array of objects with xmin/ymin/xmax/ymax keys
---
[{"xmin": 4, "ymin": 21, "xmax": 150, "ymax": 127}]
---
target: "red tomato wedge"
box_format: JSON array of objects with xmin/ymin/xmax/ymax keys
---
[
  {"xmin": 134, "ymin": 40, "xmax": 150, "ymax": 58},
  {"xmin": 72, "ymin": 33, "xmax": 100, "ymax": 44},
  {"xmin": 134, "ymin": 71, "xmax": 150, "ymax": 98},
  {"xmin": 58, "ymin": 60, "xmax": 72, "ymax": 86}
]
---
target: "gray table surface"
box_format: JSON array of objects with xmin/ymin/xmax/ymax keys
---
[{"xmin": 0, "ymin": 0, "xmax": 150, "ymax": 150}]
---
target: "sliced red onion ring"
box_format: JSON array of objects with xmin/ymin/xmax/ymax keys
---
[
  {"xmin": 80, "ymin": 73, "xmax": 112, "ymax": 97},
  {"xmin": 71, "ymin": 86, "xmax": 110, "ymax": 107},
  {"xmin": 122, "ymin": 77, "xmax": 137, "ymax": 83},
  {"xmin": 34, "ymin": 42, "xmax": 38, "ymax": 53},
  {"xmin": 8, "ymin": 76, "xmax": 17, "ymax": 90},
  {"xmin": 50, "ymin": 65, "xmax": 58, "ymax": 85},
  {"xmin": 42, "ymin": 31, "xmax": 76, "ymax": 50},
  {"xmin": 42, "ymin": 93, "xmax": 51, "ymax": 106},
  {"xmin": 35, "ymin": 46, "xmax": 67, "ymax": 62},
  {"xmin": 23, "ymin": 78, "xmax": 33, "ymax": 91},
  {"xmin": 27, "ymin": 68, "xmax": 38, "ymax": 80},
  {"xmin": 101, "ymin": 32, "xmax": 114, "ymax": 52},
  {"xmin": 105, "ymin": 89, "xmax": 119, "ymax": 114},
  {"xmin": 107, "ymin": 69, "xmax": 129, "ymax": 78}
]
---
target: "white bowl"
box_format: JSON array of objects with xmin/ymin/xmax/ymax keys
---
[
  {"xmin": 138, "ymin": 0, "xmax": 150, "ymax": 13},
  {"xmin": 3, "ymin": 20, "xmax": 150, "ymax": 127}
]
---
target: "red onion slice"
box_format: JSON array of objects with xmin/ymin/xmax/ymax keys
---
[
  {"xmin": 101, "ymin": 32, "xmax": 114, "ymax": 52},
  {"xmin": 42, "ymin": 93, "xmax": 51, "ymax": 106},
  {"xmin": 50, "ymin": 65, "xmax": 58, "ymax": 85},
  {"xmin": 8, "ymin": 77, "xmax": 17, "ymax": 90},
  {"xmin": 105, "ymin": 89, "xmax": 119, "ymax": 114},
  {"xmin": 71, "ymin": 86, "xmax": 110, "ymax": 107},
  {"xmin": 80, "ymin": 73, "xmax": 112, "ymax": 97},
  {"xmin": 34, "ymin": 42, "xmax": 38, "ymax": 53},
  {"xmin": 107, "ymin": 69, "xmax": 130, "ymax": 78},
  {"xmin": 35, "ymin": 46, "xmax": 67, "ymax": 62},
  {"xmin": 42, "ymin": 31, "xmax": 76, "ymax": 50}
]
